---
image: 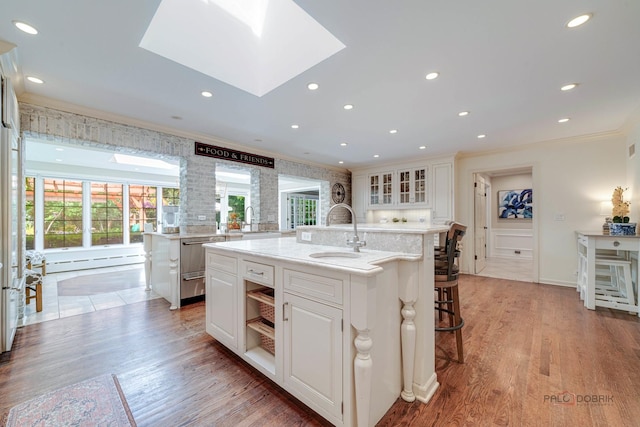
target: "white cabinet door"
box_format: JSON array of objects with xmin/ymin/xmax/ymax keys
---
[
  {"xmin": 206, "ymin": 269, "xmax": 238, "ymax": 349},
  {"xmin": 397, "ymin": 167, "xmax": 428, "ymax": 206},
  {"xmin": 432, "ymin": 162, "xmax": 453, "ymax": 221},
  {"xmin": 283, "ymin": 292, "xmax": 342, "ymax": 422},
  {"xmin": 352, "ymin": 174, "xmax": 368, "ymax": 223},
  {"xmin": 368, "ymin": 171, "xmax": 394, "ymax": 208}
]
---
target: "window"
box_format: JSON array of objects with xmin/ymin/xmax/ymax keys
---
[
  {"xmin": 130, "ymin": 185, "xmax": 157, "ymax": 242},
  {"xmin": 162, "ymin": 187, "xmax": 179, "ymax": 207},
  {"xmin": 91, "ymin": 182, "xmax": 124, "ymax": 245},
  {"xmin": 25, "ymin": 177, "xmax": 35, "ymax": 250},
  {"xmin": 288, "ymin": 194, "xmax": 318, "ymax": 229},
  {"xmin": 43, "ymin": 179, "xmax": 83, "ymax": 249}
]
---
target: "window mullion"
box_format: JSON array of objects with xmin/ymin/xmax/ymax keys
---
[{"xmin": 83, "ymin": 181, "xmax": 91, "ymax": 248}]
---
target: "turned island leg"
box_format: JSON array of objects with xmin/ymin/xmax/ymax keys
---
[
  {"xmin": 168, "ymin": 239, "xmax": 179, "ymax": 310},
  {"xmin": 143, "ymin": 233, "xmax": 152, "ymax": 292},
  {"xmin": 351, "ymin": 276, "xmax": 376, "ymax": 427},
  {"xmin": 399, "ymin": 260, "xmax": 419, "ymax": 402}
]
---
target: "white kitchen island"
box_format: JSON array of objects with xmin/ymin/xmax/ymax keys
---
[{"xmin": 204, "ymin": 223, "xmax": 447, "ymax": 427}]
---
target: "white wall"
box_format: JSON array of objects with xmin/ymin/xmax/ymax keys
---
[{"xmin": 457, "ymin": 133, "xmax": 627, "ymax": 286}]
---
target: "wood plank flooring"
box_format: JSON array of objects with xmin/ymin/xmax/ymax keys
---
[{"xmin": 2, "ymin": 274, "xmax": 639, "ymax": 426}]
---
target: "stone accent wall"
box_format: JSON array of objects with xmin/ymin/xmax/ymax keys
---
[{"xmin": 19, "ymin": 103, "xmax": 352, "ymax": 230}]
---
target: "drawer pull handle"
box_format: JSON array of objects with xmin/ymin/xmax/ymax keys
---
[
  {"xmin": 248, "ymin": 269, "xmax": 264, "ymax": 276},
  {"xmin": 613, "ymin": 241, "xmax": 620, "ymax": 247},
  {"xmin": 283, "ymin": 302, "xmax": 289, "ymax": 321}
]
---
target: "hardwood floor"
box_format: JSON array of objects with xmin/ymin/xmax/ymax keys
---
[{"xmin": 2, "ymin": 275, "xmax": 639, "ymax": 426}]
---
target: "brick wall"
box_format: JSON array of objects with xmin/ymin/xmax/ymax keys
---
[{"xmin": 19, "ymin": 103, "xmax": 352, "ymax": 229}]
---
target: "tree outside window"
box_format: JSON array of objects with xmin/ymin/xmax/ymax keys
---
[
  {"xmin": 91, "ymin": 182, "xmax": 124, "ymax": 246},
  {"xmin": 25, "ymin": 177, "xmax": 35, "ymax": 250},
  {"xmin": 43, "ymin": 179, "xmax": 83, "ymax": 249},
  {"xmin": 130, "ymin": 185, "xmax": 157, "ymax": 242}
]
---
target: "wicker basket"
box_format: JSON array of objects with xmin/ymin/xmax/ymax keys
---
[
  {"xmin": 247, "ymin": 318, "xmax": 275, "ymax": 355},
  {"xmin": 247, "ymin": 288, "xmax": 274, "ymax": 323}
]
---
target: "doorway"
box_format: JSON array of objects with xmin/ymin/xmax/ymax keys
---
[
  {"xmin": 278, "ymin": 175, "xmax": 323, "ymax": 231},
  {"xmin": 473, "ymin": 167, "xmax": 536, "ymax": 283}
]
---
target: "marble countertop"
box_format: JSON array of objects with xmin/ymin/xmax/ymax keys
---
[
  {"xmin": 145, "ymin": 230, "xmax": 286, "ymax": 240},
  {"xmin": 299, "ymin": 223, "xmax": 449, "ymax": 234},
  {"xmin": 203, "ymin": 237, "xmax": 421, "ymax": 276}
]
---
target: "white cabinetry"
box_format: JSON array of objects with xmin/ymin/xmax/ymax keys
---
[
  {"xmin": 432, "ymin": 162, "xmax": 453, "ymax": 222},
  {"xmin": 367, "ymin": 171, "xmax": 394, "ymax": 208},
  {"xmin": 283, "ymin": 291, "xmax": 343, "ymax": 420},
  {"xmin": 205, "ymin": 252, "xmax": 238, "ymax": 349},
  {"xmin": 397, "ymin": 167, "xmax": 427, "ymax": 207},
  {"xmin": 352, "ymin": 156, "xmax": 454, "ymax": 221}
]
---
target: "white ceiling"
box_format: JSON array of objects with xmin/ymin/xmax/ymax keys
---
[{"xmin": 2, "ymin": 0, "xmax": 640, "ymax": 169}]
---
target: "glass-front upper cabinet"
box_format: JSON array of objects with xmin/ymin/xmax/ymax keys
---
[
  {"xmin": 369, "ymin": 172, "xmax": 394, "ymax": 207},
  {"xmin": 398, "ymin": 167, "xmax": 427, "ymax": 206}
]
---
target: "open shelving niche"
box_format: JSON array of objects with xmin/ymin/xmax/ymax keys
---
[{"xmin": 244, "ymin": 280, "xmax": 276, "ymax": 374}]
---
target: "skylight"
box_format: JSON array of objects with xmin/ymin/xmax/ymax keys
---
[
  {"xmin": 112, "ymin": 153, "xmax": 178, "ymax": 170},
  {"xmin": 140, "ymin": 0, "xmax": 346, "ymax": 97}
]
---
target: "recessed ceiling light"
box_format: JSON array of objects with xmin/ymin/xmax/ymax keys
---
[
  {"xmin": 425, "ymin": 72, "xmax": 439, "ymax": 80},
  {"xmin": 55, "ymin": 147, "xmax": 64, "ymax": 152},
  {"xmin": 13, "ymin": 21, "xmax": 38, "ymax": 35},
  {"xmin": 338, "ymin": 161, "xmax": 344, "ymax": 164},
  {"xmin": 340, "ymin": 142, "xmax": 348, "ymax": 146},
  {"xmin": 291, "ymin": 124, "xmax": 299, "ymax": 129},
  {"xmin": 477, "ymin": 134, "xmax": 486, "ymax": 139},
  {"xmin": 389, "ymin": 129, "xmax": 398, "ymax": 134},
  {"xmin": 373, "ymin": 154, "xmax": 380, "ymax": 158},
  {"xmin": 201, "ymin": 91, "xmax": 213, "ymax": 97},
  {"xmin": 419, "ymin": 146, "xmax": 426, "ymax": 150},
  {"xmin": 27, "ymin": 76, "xmax": 44, "ymax": 84},
  {"xmin": 343, "ymin": 104, "xmax": 354, "ymax": 110},
  {"xmin": 567, "ymin": 14, "xmax": 592, "ymax": 28},
  {"xmin": 55, "ymin": 159, "xmax": 62, "ymax": 162},
  {"xmin": 307, "ymin": 83, "xmax": 319, "ymax": 90},
  {"xmin": 458, "ymin": 111, "xmax": 469, "ymax": 117},
  {"xmin": 558, "ymin": 118, "xmax": 570, "ymax": 123},
  {"xmin": 561, "ymin": 83, "xmax": 578, "ymax": 91}
]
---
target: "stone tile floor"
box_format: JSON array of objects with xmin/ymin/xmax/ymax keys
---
[{"xmin": 22, "ymin": 264, "xmax": 161, "ymax": 326}]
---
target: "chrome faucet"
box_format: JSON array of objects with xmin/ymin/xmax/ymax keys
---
[
  {"xmin": 326, "ymin": 203, "xmax": 366, "ymax": 252},
  {"xmin": 244, "ymin": 206, "xmax": 255, "ymax": 231}
]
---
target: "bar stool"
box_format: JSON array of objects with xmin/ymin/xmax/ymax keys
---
[
  {"xmin": 434, "ymin": 222, "xmax": 467, "ymax": 363},
  {"xmin": 25, "ymin": 250, "xmax": 47, "ymax": 276},
  {"xmin": 25, "ymin": 268, "xmax": 43, "ymax": 312}
]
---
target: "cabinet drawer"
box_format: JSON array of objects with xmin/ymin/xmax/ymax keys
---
[
  {"xmin": 207, "ymin": 252, "xmax": 237, "ymax": 275},
  {"xmin": 594, "ymin": 237, "xmax": 639, "ymax": 251},
  {"xmin": 284, "ymin": 269, "xmax": 343, "ymax": 305},
  {"xmin": 242, "ymin": 260, "xmax": 274, "ymax": 287}
]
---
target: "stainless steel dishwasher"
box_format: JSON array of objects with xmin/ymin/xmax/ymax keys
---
[{"xmin": 180, "ymin": 236, "xmax": 225, "ymax": 305}]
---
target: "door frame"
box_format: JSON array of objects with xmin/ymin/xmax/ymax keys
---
[{"xmin": 470, "ymin": 165, "xmax": 539, "ymax": 283}]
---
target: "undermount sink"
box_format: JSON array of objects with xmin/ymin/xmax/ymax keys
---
[{"xmin": 308, "ymin": 251, "xmax": 361, "ymax": 259}]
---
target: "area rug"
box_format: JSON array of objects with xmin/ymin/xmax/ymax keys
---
[
  {"xmin": 5, "ymin": 374, "xmax": 136, "ymax": 426},
  {"xmin": 57, "ymin": 268, "xmax": 145, "ymax": 296}
]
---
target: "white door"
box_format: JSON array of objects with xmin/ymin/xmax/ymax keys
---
[
  {"xmin": 474, "ymin": 174, "xmax": 487, "ymax": 274},
  {"xmin": 283, "ymin": 292, "xmax": 342, "ymax": 422}
]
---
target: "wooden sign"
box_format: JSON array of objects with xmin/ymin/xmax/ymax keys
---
[{"xmin": 195, "ymin": 142, "xmax": 275, "ymax": 168}]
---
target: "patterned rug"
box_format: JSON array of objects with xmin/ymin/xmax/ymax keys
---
[{"xmin": 5, "ymin": 374, "xmax": 136, "ymax": 426}]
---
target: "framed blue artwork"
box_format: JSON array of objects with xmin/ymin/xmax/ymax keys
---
[{"xmin": 498, "ymin": 189, "xmax": 532, "ymax": 219}]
